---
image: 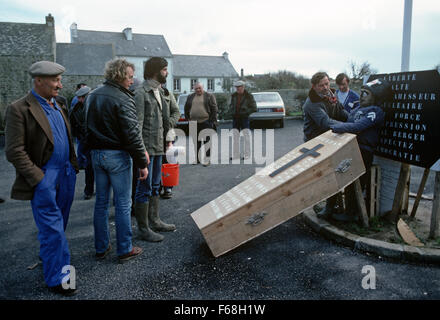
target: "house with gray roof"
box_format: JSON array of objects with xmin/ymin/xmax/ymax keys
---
[
  {"xmin": 173, "ymin": 52, "xmax": 239, "ymax": 93},
  {"xmin": 69, "ymin": 23, "xmax": 239, "ymax": 94},
  {"xmin": 56, "ymin": 43, "xmax": 114, "ymax": 76},
  {"xmin": 0, "ymin": 13, "xmax": 241, "ymax": 130},
  {"xmin": 55, "ymin": 42, "xmax": 115, "ymax": 100},
  {"xmin": 70, "ymin": 23, "xmax": 175, "ymax": 92}
]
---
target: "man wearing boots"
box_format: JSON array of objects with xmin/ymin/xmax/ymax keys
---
[
  {"xmin": 330, "ymin": 79, "xmax": 390, "ymax": 217},
  {"xmin": 134, "ymin": 57, "xmax": 179, "ymax": 242},
  {"xmin": 303, "ymin": 72, "xmax": 349, "ymax": 219}
]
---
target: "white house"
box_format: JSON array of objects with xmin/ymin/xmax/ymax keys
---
[{"xmin": 172, "ymin": 52, "xmax": 239, "ymax": 94}]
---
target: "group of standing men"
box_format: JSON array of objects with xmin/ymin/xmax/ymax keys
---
[
  {"xmin": 4, "ymin": 57, "xmax": 390, "ymax": 297},
  {"xmin": 303, "ymin": 71, "xmax": 391, "ymax": 220},
  {"xmin": 4, "ymin": 57, "xmax": 182, "ymax": 296},
  {"xmin": 3, "ymin": 54, "xmax": 261, "ymax": 297}
]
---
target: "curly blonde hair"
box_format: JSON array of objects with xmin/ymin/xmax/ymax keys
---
[{"xmin": 104, "ymin": 59, "xmax": 135, "ymax": 83}]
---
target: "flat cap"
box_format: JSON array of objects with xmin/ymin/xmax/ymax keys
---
[
  {"xmin": 29, "ymin": 61, "xmax": 65, "ymax": 78},
  {"xmin": 75, "ymin": 86, "xmax": 91, "ymax": 97},
  {"xmin": 234, "ymin": 80, "xmax": 245, "ymax": 87}
]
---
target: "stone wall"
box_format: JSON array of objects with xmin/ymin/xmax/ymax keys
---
[
  {"xmin": 0, "ymin": 54, "xmax": 54, "ymax": 121},
  {"xmin": 0, "ymin": 15, "xmax": 56, "ymax": 125}
]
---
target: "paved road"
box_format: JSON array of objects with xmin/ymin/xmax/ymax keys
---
[{"xmin": 0, "ymin": 119, "xmax": 439, "ymax": 302}]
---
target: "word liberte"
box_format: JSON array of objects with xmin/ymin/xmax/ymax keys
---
[{"xmin": 167, "ymin": 121, "xmax": 275, "ymax": 170}]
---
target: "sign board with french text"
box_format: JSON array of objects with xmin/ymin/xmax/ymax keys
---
[{"xmin": 368, "ymin": 70, "xmax": 440, "ymax": 168}]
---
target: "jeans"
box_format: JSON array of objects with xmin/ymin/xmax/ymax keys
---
[
  {"xmin": 91, "ymin": 149, "xmax": 133, "ymax": 256},
  {"xmin": 135, "ymin": 155, "xmax": 162, "ymax": 203}
]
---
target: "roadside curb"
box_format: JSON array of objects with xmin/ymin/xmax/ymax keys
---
[{"xmin": 303, "ymin": 209, "xmax": 440, "ymax": 264}]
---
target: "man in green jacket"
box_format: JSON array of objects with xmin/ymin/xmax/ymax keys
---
[
  {"xmin": 134, "ymin": 57, "xmax": 180, "ymax": 242},
  {"xmin": 228, "ymin": 80, "xmax": 257, "ymax": 160}
]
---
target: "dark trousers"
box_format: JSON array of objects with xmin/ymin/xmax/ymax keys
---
[
  {"xmin": 193, "ymin": 120, "xmax": 214, "ymax": 162},
  {"xmin": 232, "ymin": 117, "xmax": 251, "ymax": 158},
  {"xmin": 77, "ymin": 140, "xmax": 94, "ymax": 196}
]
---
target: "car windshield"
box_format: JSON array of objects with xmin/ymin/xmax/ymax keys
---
[{"xmin": 252, "ymin": 93, "xmax": 282, "ymax": 103}]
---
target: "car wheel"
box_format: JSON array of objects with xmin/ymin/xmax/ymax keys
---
[{"xmin": 279, "ymin": 119, "xmax": 284, "ymax": 128}]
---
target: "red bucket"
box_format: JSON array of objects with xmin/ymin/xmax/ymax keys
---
[{"xmin": 161, "ymin": 163, "xmax": 180, "ymax": 187}]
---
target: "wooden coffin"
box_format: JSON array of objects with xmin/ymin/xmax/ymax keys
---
[{"xmin": 191, "ymin": 131, "xmax": 366, "ymax": 257}]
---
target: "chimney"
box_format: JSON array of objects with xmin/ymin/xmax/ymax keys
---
[
  {"xmin": 241, "ymin": 68, "xmax": 244, "ymax": 79},
  {"xmin": 45, "ymin": 13, "xmax": 54, "ymax": 27},
  {"xmin": 123, "ymin": 27, "xmax": 133, "ymax": 41},
  {"xmin": 222, "ymin": 51, "xmax": 229, "ymax": 60},
  {"xmin": 70, "ymin": 23, "xmax": 78, "ymax": 42}
]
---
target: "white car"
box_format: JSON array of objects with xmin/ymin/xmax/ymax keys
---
[{"xmin": 249, "ymin": 92, "xmax": 285, "ymax": 128}]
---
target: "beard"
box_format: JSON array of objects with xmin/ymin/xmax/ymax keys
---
[{"xmin": 157, "ymin": 73, "xmax": 167, "ymax": 84}]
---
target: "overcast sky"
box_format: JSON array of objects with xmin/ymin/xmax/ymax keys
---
[{"xmin": 1, "ymin": 0, "xmax": 439, "ymax": 78}]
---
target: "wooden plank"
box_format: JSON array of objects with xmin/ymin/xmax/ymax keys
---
[
  {"xmin": 409, "ymin": 192, "xmax": 433, "ymax": 201},
  {"xmin": 191, "ymin": 131, "xmax": 366, "ymax": 257},
  {"xmin": 397, "ymin": 218, "xmax": 424, "ymax": 247},
  {"xmin": 410, "ymin": 168, "xmax": 430, "ymax": 218},
  {"xmin": 429, "ymin": 171, "xmax": 440, "ymax": 239},
  {"xmin": 389, "ymin": 163, "xmax": 411, "ymax": 222},
  {"xmin": 374, "ymin": 165, "xmax": 381, "ymax": 217},
  {"xmin": 354, "ymin": 179, "xmax": 369, "ymax": 228},
  {"xmin": 403, "ymin": 168, "xmax": 410, "ymax": 214},
  {"xmin": 369, "ymin": 165, "xmax": 378, "ymax": 217}
]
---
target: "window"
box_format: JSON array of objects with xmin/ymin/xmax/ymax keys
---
[
  {"xmin": 173, "ymin": 78, "xmax": 181, "ymax": 92},
  {"xmin": 207, "ymin": 79, "xmax": 214, "ymax": 91},
  {"xmin": 191, "ymin": 79, "xmax": 198, "ymax": 91}
]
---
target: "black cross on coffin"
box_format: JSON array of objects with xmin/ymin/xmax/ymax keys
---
[{"xmin": 269, "ymin": 144, "xmax": 324, "ymax": 177}]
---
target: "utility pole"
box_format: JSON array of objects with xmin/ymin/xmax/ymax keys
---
[
  {"xmin": 390, "ymin": 0, "xmax": 413, "ymax": 222},
  {"xmin": 401, "ymin": 0, "xmax": 413, "ymax": 72}
]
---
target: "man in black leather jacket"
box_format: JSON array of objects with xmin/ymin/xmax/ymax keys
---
[{"xmin": 85, "ymin": 58, "xmax": 149, "ymax": 263}]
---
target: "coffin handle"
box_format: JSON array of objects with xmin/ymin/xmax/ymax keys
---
[
  {"xmin": 335, "ymin": 158, "xmax": 352, "ymax": 173},
  {"xmin": 246, "ymin": 212, "xmax": 267, "ymax": 226}
]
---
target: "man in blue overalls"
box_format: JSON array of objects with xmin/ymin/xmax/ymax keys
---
[{"xmin": 5, "ymin": 61, "xmax": 78, "ymax": 296}]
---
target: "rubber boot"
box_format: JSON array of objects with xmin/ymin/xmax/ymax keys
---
[
  {"xmin": 317, "ymin": 195, "xmax": 337, "ymax": 219},
  {"xmin": 134, "ymin": 202, "xmax": 164, "ymax": 242},
  {"xmin": 148, "ymin": 196, "xmax": 176, "ymax": 232}
]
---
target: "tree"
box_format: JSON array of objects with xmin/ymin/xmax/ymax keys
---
[
  {"xmin": 348, "ymin": 60, "xmax": 378, "ymax": 81},
  {"xmin": 245, "ymin": 70, "xmax": 310, "ymax": 91}
]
